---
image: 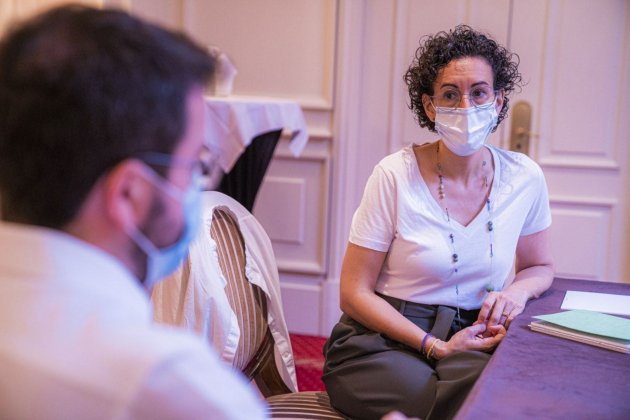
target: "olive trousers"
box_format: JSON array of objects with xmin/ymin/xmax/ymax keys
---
[{"xmin": 322, "ymin": 294, "xmax": 490, "ymax": 420}]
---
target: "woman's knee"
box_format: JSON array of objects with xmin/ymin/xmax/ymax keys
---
[
  {"xmin": 435, "ymin": 350, "xmax": 491, "ymax": 382},
  {"xmin": 324, "ymin": 350, "xmax": 436, "ymax": 419}
]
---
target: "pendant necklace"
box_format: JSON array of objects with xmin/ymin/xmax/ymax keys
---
[{"xmin": 436, "ymin": 142, "xmax": 495, "ymax": 330}]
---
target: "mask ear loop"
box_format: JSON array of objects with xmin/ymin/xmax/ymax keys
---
[
  {"xmin": 124, "ymin": 163, "xmax": 184, "ymax": 285},
  {"xmin": 138, "ymin": 162, "xmax": 186, "ymax": 201},
  {"xmin": 124, "ymin": 217, "xmax": 161, "ymax": 286},
  {"xmin": 422, "ymin": 93, "xmax": 439, "ymax": 127},
  {"xmin": 126, "ymin": 222, "xmax": 160, "ymax": 259}
]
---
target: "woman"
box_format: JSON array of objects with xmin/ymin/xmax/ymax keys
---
[{"xmin": 323, "ymin": 25, "xmax": 554, "ymax": 420}]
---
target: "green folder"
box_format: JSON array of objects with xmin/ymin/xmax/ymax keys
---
[{"xmin": 533, "ymin": 310, "xmax": 630, "ymax": 341}]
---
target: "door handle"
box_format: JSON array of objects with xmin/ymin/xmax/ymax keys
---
[{"xmin": 509, "ymin": 101, "xmax": 534, "ymax": 155}]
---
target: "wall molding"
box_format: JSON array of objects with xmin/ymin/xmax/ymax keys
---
[
  {"xmin": 277, "ymin": 259, "xmax": 325, "ymax": 276},
  {"xmin": 273, "ymin": 137, "xmax": 331, "ymax": 160},
  {"xmin": 294, "ymin": 97, "xmax": 334, "ymax": 111},
  {"xmin": 320, "ymin": 0, "xmax": 369, "ymax": 334},
  {"xmin": 386, "ymin": 0, "xmax": 409, "ymax": 155},
  {"xmin": 540, "ymin": 157, "xmax": 620, "ymax": 171},
  {"xmin": 549, "ymin": 195, "xmax": 618, "ymax": 208}
]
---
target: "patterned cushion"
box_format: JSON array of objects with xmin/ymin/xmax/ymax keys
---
[
  {"xmin": 266, "ymin": 391, "xmax": 344, "ymax": 419},
  {"xmin": 210, "ymin": 206, "xmax": 344, "ymax": 419},
  {"xmin": 210, "ymin": 207, "xmax": 268, "ymax": 373}
]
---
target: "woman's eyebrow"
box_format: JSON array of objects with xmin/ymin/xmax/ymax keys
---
[{"xmin": 437, "ymin": 81, "xmax": 491, "ymax": 90}]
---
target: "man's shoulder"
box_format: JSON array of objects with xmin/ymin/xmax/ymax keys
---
[
  {"xmin": 101, "ymin": 322, "xmax": 213, "ymax": 372},
  {"xmin": 123, "ymin": 324, "xmax": 267, "ymax": 419},
  {"xmin": 0, "ymin": 321, "xmax": 254, "ymax": 419}
]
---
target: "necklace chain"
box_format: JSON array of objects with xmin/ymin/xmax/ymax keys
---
[{"xmin": 435, "ymin": 142, "xmax": 495, "ymax": 330}]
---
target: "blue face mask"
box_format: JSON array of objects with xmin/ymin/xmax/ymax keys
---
[{"xmin": 127, "ymin": 167, "xmax": 202, "ymax": 290}]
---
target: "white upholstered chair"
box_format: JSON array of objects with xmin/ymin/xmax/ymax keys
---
[{"xmin": 153, "ymin": 192, "xmax": 342, "ymax": 419}]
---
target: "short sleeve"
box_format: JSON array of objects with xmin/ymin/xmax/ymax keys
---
[
  {"xmin": 520, "ymin": 162, "xmax": 552, "ymax": 236},
  {"xmin": 348, "ymin": 165, "xmax": 397, "ymax": 252}
]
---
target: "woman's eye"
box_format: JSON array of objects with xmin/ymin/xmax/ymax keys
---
[
  {"xmin": 443, "ymin": 91, "xmax": 458, "ymax": 101},
  {"xmin": 472, "ymin": 88, "xmax": 487, "ymax": 98}
]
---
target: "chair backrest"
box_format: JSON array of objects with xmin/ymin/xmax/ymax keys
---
[
  {"xmin": 154, "ymin": 194, "xmax": 342, "ymax": 418},
  {"xmin": 209, "ymin": 206, "xmax": 291, "ymax": 396}
]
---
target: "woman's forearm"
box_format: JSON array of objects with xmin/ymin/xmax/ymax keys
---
[
  {"xmin": 340, "ymin": 243, "xmax": 432, "ymax": 352},
  {"xmin": 341, "ymin": 290, "xmax": 428, "ymax": 351},
  {"xmin": 509, "ymin": 264, "xmax": 554, "ymax": 300}
]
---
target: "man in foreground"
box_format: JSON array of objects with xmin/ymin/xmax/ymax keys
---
[{"xmin": 0, "ymin": 5, "xmax": 265, "ymax": 419}]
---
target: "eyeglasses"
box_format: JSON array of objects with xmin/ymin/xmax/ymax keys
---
[
  {"xmin": 429, "ymin": 87, "xmax": 498, "ymax": 110},
  {"xmin": 138, "ymin": 146, "xmax": 217, "ymax": 182}
]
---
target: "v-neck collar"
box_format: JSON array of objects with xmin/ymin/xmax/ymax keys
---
[{"xmin": 409, "ymin": 144, "xmax": 500, "ymax": 234}]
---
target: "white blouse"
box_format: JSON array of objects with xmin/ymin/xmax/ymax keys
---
[{"xmin": 349, "ymin": 144, "xmax": 551, "ymax": 309}]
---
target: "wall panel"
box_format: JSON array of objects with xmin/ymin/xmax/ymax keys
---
[
  {"xmin": 254, "ymin": 137, "xmax": 330, "ymax": 276},
  {"xmin": 549, "ymin": 199, "xmax": 615, "ymax": 280},
  {"xmin": 161, "ymin": 0, "xmax": 337, "ymax": 333},
  {"xmin": 537, "ymin": 0, "xmax": 627, "ymax": 170},
  {"xmin": 181, "ymin": 0, "xmax": 336, "ymax": 110}
]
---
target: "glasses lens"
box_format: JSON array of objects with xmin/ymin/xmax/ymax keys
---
[
  {"xmin": 433, "ymin": 88, "xmax": 496, "ymax": 109},
  {"xmin": 470, "ymin": 87, "xmax": 496, "ymax": 108},
  {"xmin": 433, "ymin": 89, "xmax": 460, "ymax": 109}
]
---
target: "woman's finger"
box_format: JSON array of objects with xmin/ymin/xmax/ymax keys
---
[
  {"xmin": 488, "ymin": 299, "xmax": 508, "ymax": 326},
  {"xmin": 503, "ymin": 304, "xmax": 526, "ymax": 328},
  {"xmin": 477, "ymin": 292, "xmax": 498, "ymax": 323}
]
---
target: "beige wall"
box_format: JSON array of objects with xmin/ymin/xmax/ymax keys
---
[
  {"xmin": 0, "ymin": 0, "xmax": 100, "ymax": 34},
  {"xmin": 4, "ymin": 0, "xmax": 628, "ymax": 336},
  {"xmin": 168, "ymin": 1, "xmax": 630, "ymax": 335}
]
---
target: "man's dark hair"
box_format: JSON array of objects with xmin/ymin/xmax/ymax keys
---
[
  {"xmin": 0, "ymin": 5, "xmax": 214, "ymax": 228},
  {"xmin": 404, "ymin": 25, "xmax": 522, "ymax": 133}
]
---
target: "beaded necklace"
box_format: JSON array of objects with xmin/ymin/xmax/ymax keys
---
[{"xmin": 435, "ymin": 142, "xmax": 495, "ymax": 329}]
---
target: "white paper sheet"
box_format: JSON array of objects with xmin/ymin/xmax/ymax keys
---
[{"xmin": 561, "ymin": 291, "xmax": 630, "ymax": 316}]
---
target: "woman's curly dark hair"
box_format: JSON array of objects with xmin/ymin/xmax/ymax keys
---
[{"xmin": 404, "ymin": 25, "xmax": 522, "ymax": 133}]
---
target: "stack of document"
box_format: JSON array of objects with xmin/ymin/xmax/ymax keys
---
[{"xmin": 529, "ymin": 309, "xmax": 630, "ymax": 353}]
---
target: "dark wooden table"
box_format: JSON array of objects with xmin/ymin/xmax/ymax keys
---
[{"xmin": 456, "ymin": 278, "xmax": 630, "ymax": 420}]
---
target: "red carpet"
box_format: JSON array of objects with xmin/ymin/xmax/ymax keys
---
[{"xmin": 289, "ymin": 334, "xmax": 328, "ymax": 392}]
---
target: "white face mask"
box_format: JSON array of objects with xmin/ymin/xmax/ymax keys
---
[{"xmin": 434, "ymin": 103, "xmax": 498, "ymax": 156}]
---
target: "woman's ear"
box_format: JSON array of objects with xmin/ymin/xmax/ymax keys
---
[
  {"xmin": 495, "ymin": 89, "xmax": 505, "ymax": 113},
  {"xmin": 422, "ymin": 94, "xmax": 436, "ymax": 122},
  {"xmin": 102, "ymin": 159, "xmax": 154, "ymax": 232}
]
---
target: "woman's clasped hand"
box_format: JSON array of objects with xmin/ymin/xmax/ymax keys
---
[
  {"xmin": 476, "ymin": 288, "xmax": 530, "ymax": 330},
  {"xmin": 432, "ymin": 322, "xmax": 507, "ymax": 360}
]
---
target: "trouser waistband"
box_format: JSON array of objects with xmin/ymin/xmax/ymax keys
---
[{"xmin": 377, "ymin": 292, "xmax": 479, "ymax": 339}]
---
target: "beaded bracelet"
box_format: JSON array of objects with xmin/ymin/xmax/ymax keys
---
[
  {"xmin": 426, "ymin": 338, "xmax": 439, "ymax": 360},
  {"xmin": 420, "ymin": 333, "xmax": 434, "ymax": 355}
]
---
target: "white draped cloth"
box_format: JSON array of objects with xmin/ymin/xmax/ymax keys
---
[{"xmin": 204, "ymin": 96, "xmax": 309, "ymax": 172}]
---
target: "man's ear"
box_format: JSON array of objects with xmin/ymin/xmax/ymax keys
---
[
  {"xmin": 102, "ymin": 159, "xmax": 154, "ymax": 232},
  {"xmin": 422, "ymin": 94, "xmax": 436, "ymax": 122}
]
